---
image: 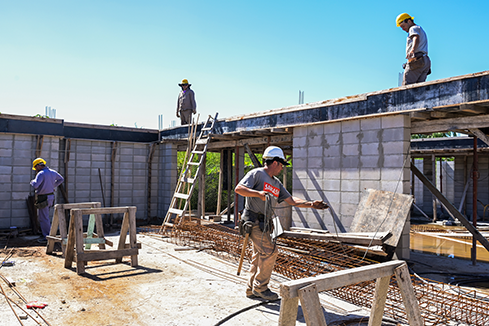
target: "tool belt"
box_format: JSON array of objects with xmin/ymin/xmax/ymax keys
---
[
  {"xmin": 408, "ymin": 52, "xmax": 427, "ymax": 70},
  {"xmin": 239, "ymin": 209, "xmax": 273, "ymax": 236},
  {"xmin": 34, "ymin": 193, "xmax": 53, "ymax": 209}
]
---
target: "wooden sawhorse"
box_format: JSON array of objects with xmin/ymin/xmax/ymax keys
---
[
  {"xmin": 46, "ymin": 202, "xmax": 102, "ymax": 257},
  {"xmin": 279, "ymin": 260, "xmax": 423, "ymax": 326},
  {"xmin": 64, "ymin": 206, "xmax": 139, "ymax": 275}
]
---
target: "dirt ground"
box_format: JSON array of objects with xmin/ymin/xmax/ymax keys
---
[{"xmin": 1, "ymin": 232, "xmax": 488, "ymax": 326}]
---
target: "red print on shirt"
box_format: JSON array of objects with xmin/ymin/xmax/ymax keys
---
[{"xmin": 264, "ymin": 182, "xmax": 279, "ymax": 198}]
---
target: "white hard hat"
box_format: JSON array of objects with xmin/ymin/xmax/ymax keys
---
[{"xmin": 263, "ymin": 146, "xmax": 289, "ymax": 165}]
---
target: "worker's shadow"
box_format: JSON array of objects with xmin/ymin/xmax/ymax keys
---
[{"xmin": 69, "ymin": 262, "xmax": 162, "ymax": 281}]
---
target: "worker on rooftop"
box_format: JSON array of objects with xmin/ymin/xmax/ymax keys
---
[
  {"xmin": 176, "ymin": 78, "xmax": 197, "ymax": 125},
  {"xmin": 30, "ymin": 158, "xmax": 64, "ymax": 244},
  {"xmin": 397, "ymin": 13, "xmax": 431, "ymax": 85},
  {"xmin": 235, "ymin": 146, "xmax": 328, "ymax": 300}
]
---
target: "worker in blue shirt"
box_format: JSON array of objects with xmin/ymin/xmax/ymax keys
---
[{"xmin": 30, "ymin": 158, "xmax": 64, "ymax": 244}]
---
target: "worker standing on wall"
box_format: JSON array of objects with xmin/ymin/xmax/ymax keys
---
[
  {"xmin": 235, "ymin": 146, "xmax": 328, "ymax": 300},
  {"xmin": 397, "ymin": 13, "xmax": 431, "ymax": 85},
  {"xmin": 30, "ymin": 158, "xmax": 64, "ymax": 244},
  {"xmin": 176, "ymin": 79, "xmax": 197, "ymax": 125}
]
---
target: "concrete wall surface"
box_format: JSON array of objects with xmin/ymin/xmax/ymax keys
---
[
  {"xmin": 291, "ymin": 114, "xmax": 412, "ymax": 258},
  {"xmin": 0, "ymin": 132, "xmax": 177, "ymax": 229}
]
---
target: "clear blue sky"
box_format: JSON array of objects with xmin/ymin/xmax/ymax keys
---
[{"xmin": 1, "ymin": 1, "xmax": 488, "ymax": 129}]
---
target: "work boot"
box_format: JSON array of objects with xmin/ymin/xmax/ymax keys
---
[
  {"xmin": 252, "ymin": 289, "xmax": 279, "ymax": 301},
  {"xmin": 246, "ymin": 288, "xmax": 257, "ymax": 298},
  {"xmin": 37, "ymin": 237, "xmax": 47, "ymax": 244}
]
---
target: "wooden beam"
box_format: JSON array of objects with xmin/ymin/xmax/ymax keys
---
[
  {"xmin": 469, "ymin": 129, "xmax": 489, "ymax": 147},
  {"xmin": 410, "ymin": 111, "xmax": 432, "ymax": 120},
  {"xmin": 411, "ymin": 164, "xmax": 489, "ymax": 252},
  {"xmin": 208, "ymin": 134, "xmax": 293, "ymax": 150},
  {"xmin": 411, "ymin": 114, "xmax": 489, "ymax": 134},
  {"xmin": 280, "ymin": 260, "xmax": 404, "ymax": 299},
  {"xmin": 244, "ymin": 143, "xmax": 262, "ymax": 168},
  {"xmin": 459, "ymin": 104, "xmax": 489, "ymax": 115}
]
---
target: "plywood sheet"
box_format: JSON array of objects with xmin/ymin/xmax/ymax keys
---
[{"xmin": 349, "ymin": 189, "xmax": 413, "ymax": 248}]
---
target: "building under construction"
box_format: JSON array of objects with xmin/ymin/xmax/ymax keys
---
[{"xmin": 2, "ymin": 70, "xmax": 489, "ymax": 325}]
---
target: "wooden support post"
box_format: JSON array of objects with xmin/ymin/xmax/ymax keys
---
[
  {"xmin": 278, "ymin": 297, "xmax": 299, "ymax": 326},
  {"xmin": 394, "ymin": 264, "xmax": 423, "ymax": 326},
  {"xmin": 227, "ymin": 149, "xmax": 232, "ymax": 222},
  {"xmin": 368, "ymin": 276, "xmax": 390, "ymax": 326},
  {"xmin": 298, "ymin": 283, "xmax": 327, "ymax": 326},
  {"xmin": 216, "ymin": 150, "xmax": 223, "ymax": 215},
  {"xmin": 432, "ymin": 154, "xmax": 437, "ymax": 222}
]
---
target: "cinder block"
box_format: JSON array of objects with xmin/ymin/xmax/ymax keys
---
[
  {"xmin": 383, "ymin": 141, "xmax": 410, "ymax": 155},
  {"xmin": 362, "ymin": 142, "xmax": 380, "ymax": 156},
  {"xmin": 360, "ymin": 117, "xmax": 381, "ymax": 130},
  {"xmin": 341, "ymin": 168, "xmax": 360, "ymax": 180},
  {"xmin": 343, "ymin": 156, "xmax": 360, "ymax": 169},
  {"xmin": 293, "ymin": 126, "xmax": 308, "ymax": 137},
  {"xmin": 307, "ymin": 157, "xmax": 322, "ymax": 169},
  {"xmin": 361, "ymin": 130, "xmax": 381, "ymax": 144},
  {"xmin": 134, "ymin": 156, "xmax": 146, "ymax": 163},
  {"xmin": 120, "ymin": 148, "xmax": 134, "ymax": 155},
  {"xmin": 324, "ymin": 167, "xmax": 341, "ymax": 179},
  {"xmin": 0, "ymin": 149, "xmax": 12, "ymax": 157},
  {"xmin": 341, "ymin": 180, "xmax": 360, "ymax": 192},
  {"xmin": 293, "ymin": 136, "xmax": 307, "ymax": 148},
  {"xmin": 381, "ymin": 168, "xmax": 404, "ymax": 181},
  {"xmin": 382, "ymin": 128, "xmax": 410, "ymax": 142},
  {"xmin": 340, "ymin": 203, "xmax": 357, "ymax": 217},
  {"xmin": 360, "ymin": 168, "xmax": 380, "ymax": 180},
  {"xmin": 383, "ymin": 154, "xmax": 407, "ymax": 168},
  {"xmin": 12, "ymin": 192, "xmax": 27, "ymax": 200},
  {"xmin": 360, "ymin": 180, "xmax": 381, "ymax": 191},
  {"xmin": 293, "ymin": 158, "xmax": 307, "ymax": 169},
  {"xmin": 381, "ymin": 115, "xmax": 409, "ymax": 129},
  {"xmin": 323, "ymin": 145, "xmax": 341, "ymax": 158},
  {"xmin": 323, "ymin": 122, "xmax": 341, "ymax": 135},
  {"xmin": 0, "ymin": 175, "xmax": 12, "ymax": 183},
  {"xmin": 343, "ymin": 144, "xmax": 360, "ymax": 156},
  {"xmin": 293, "ymin": 147, "xmax": 307, "ymax": 158},
  {"xmin": 323, "ymin": 157, "xmax": 341, "ymax": 169},
  {"xmin": 343, "ymin": 132, "xmax": 361, "ymax": 144},
  {"xmin": 12, "ymin": 140, "xmax": 31, "ymax": 150},
  {"xmin": 323, "ymin": 180, "xmax": 341, "ymax": 191},
  {"xmin": 307, "ymin": 124, "xmax": 323, "ymax": 137},
  {"xmin": 307, "ymin": 146, "xmax": 323, "ymax": 157},
  {"xmin": 341, "ymin": 120, "xmax": 360, "ymax": 133},
  {"xmin": 323, "ymin": 191, "xmax": 341, "ymax": 203},
  {"xmin": 308, "ymin": 134, "xmax": 323, "ymax": 147},
  {"xmin": 324, "ymin": 132, "xmax": 340, "ymax": 146}
]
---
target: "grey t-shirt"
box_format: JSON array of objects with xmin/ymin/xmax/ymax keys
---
[
  {"xmin": 406, "ymin": 25, "xmax": 428, "ymax": 56},
  {"xmin": 238, "ymin": 167, "xmax": 291, "ymax": 216}
]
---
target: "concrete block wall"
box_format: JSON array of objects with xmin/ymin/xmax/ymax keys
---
[
  {"xmin": 0, "ymin": 133, "xmax": 61, "ymax": 229},
  {"xmin": 157, "ymin": 142, "xmax": 177, "ymax": 217},
  {"xmin": 292, "ymin": 114, "xmax": 412, "ymax": 258}
]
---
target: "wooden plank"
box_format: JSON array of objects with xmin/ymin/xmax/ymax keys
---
[
  {"xmin": 56, "ymin": 202, "xmax": 101, "ymax": 210},
  {"xmin": 281, "ymin": 260, "xmax": 404, "ymax": 299},
  {"xmin": 74, "ymin": 210, "xmax": 86, "ymax": 274},
  {"xmin": 278, "ymin": 297, "xmax": 300, "ymax": 326},
  {"xmin": 298, "ymin": 283, "xmax": 327, "ymax": 326},
  {"xmin": 394, "ymin": 264, "xmax": 424, "ymax": 326},
  {"xmin": 77, "ymin": 248, "xmax": 139, "ymax": 262},
  {"xmin": 349, "ymin": 189, "xmax": 413, "ymax": 248},
  {"xmin": 64, "ymin": 213, "xmax": 76, "ymax": 269},
  {"xmin": 411, "ymin": 114, "xmax": 489, "ymax": 134},
  {"xmin": 128, "ymin": 206, "xmax": 138, "ymax": 267},
  {"xmin": 411, "ymin": 164, "xmax": 489, "ymax": 252},
  {"xmin": 244, "ymin": 143, "xmax": 262, "ymax": 168},
  {"xmin": 73, "ymin": 207, "xmax": 133, "ymax": 215},
  {"xmin": 208, "ymin": 134, "xmax": 293, "ymax": 150},
  {"xmin": 280, "ymin": 231, "xmax": 389, "ymax": 246},
  {"xmin": 368, "ymin": 276, "xmax": 390, "ymax": 326}
]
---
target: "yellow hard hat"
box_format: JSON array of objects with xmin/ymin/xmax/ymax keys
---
[
  {"xmin": 32, "ymin": 158, "xmax": 46, "ymax": 170},
  {"xmin": 396, "ymin": 13, "xmax": 413, "ymax": 27},
  {"xmin": 179, "ymin": 79, "xmax": 189, "ymax": 86}
]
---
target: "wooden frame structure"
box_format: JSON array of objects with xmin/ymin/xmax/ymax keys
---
[
  {"xmin": 46, "ymin": 202, "xmax": 102, "ymax": 257},
  {"xmin": 64, "ymin": 206, "xmax": 139, "ymax": 274},
  {"xmin": 278, "ymin": 260, "xmax": 423, "ymax": 326}
]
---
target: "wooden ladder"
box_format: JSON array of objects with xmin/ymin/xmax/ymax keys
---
[{"xmin": 161, "ymin": 113, "xmax": 218, "ymax": 229}]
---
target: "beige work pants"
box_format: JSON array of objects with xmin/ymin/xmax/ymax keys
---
[{"xmin": 247, "ymin": 221, "xmax": 278, "ymax": 293}]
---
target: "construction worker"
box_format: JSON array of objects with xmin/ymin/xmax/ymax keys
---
[
  {"xmin": 30, "ymin": 158, "xmax": 64, "ymax": 244},
  {"xmin": 235, "ymin": 146, "xmax": 328, "ymax": 300},
  {"xmin": 176, "ymin": 79, "xmax": 197, "ymax": 125},
  {"xmin": 397, "ymin": 13, "xmax": 431, "ymax": 85}
]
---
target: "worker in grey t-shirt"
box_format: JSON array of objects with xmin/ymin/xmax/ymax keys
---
[
  {"xmin": 235, "ymin": 146, "xmax": 328, "ymax": 301},
  {"xmin": 396, "ymin": 13, "xmax": 431, "ymax": 85}
]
